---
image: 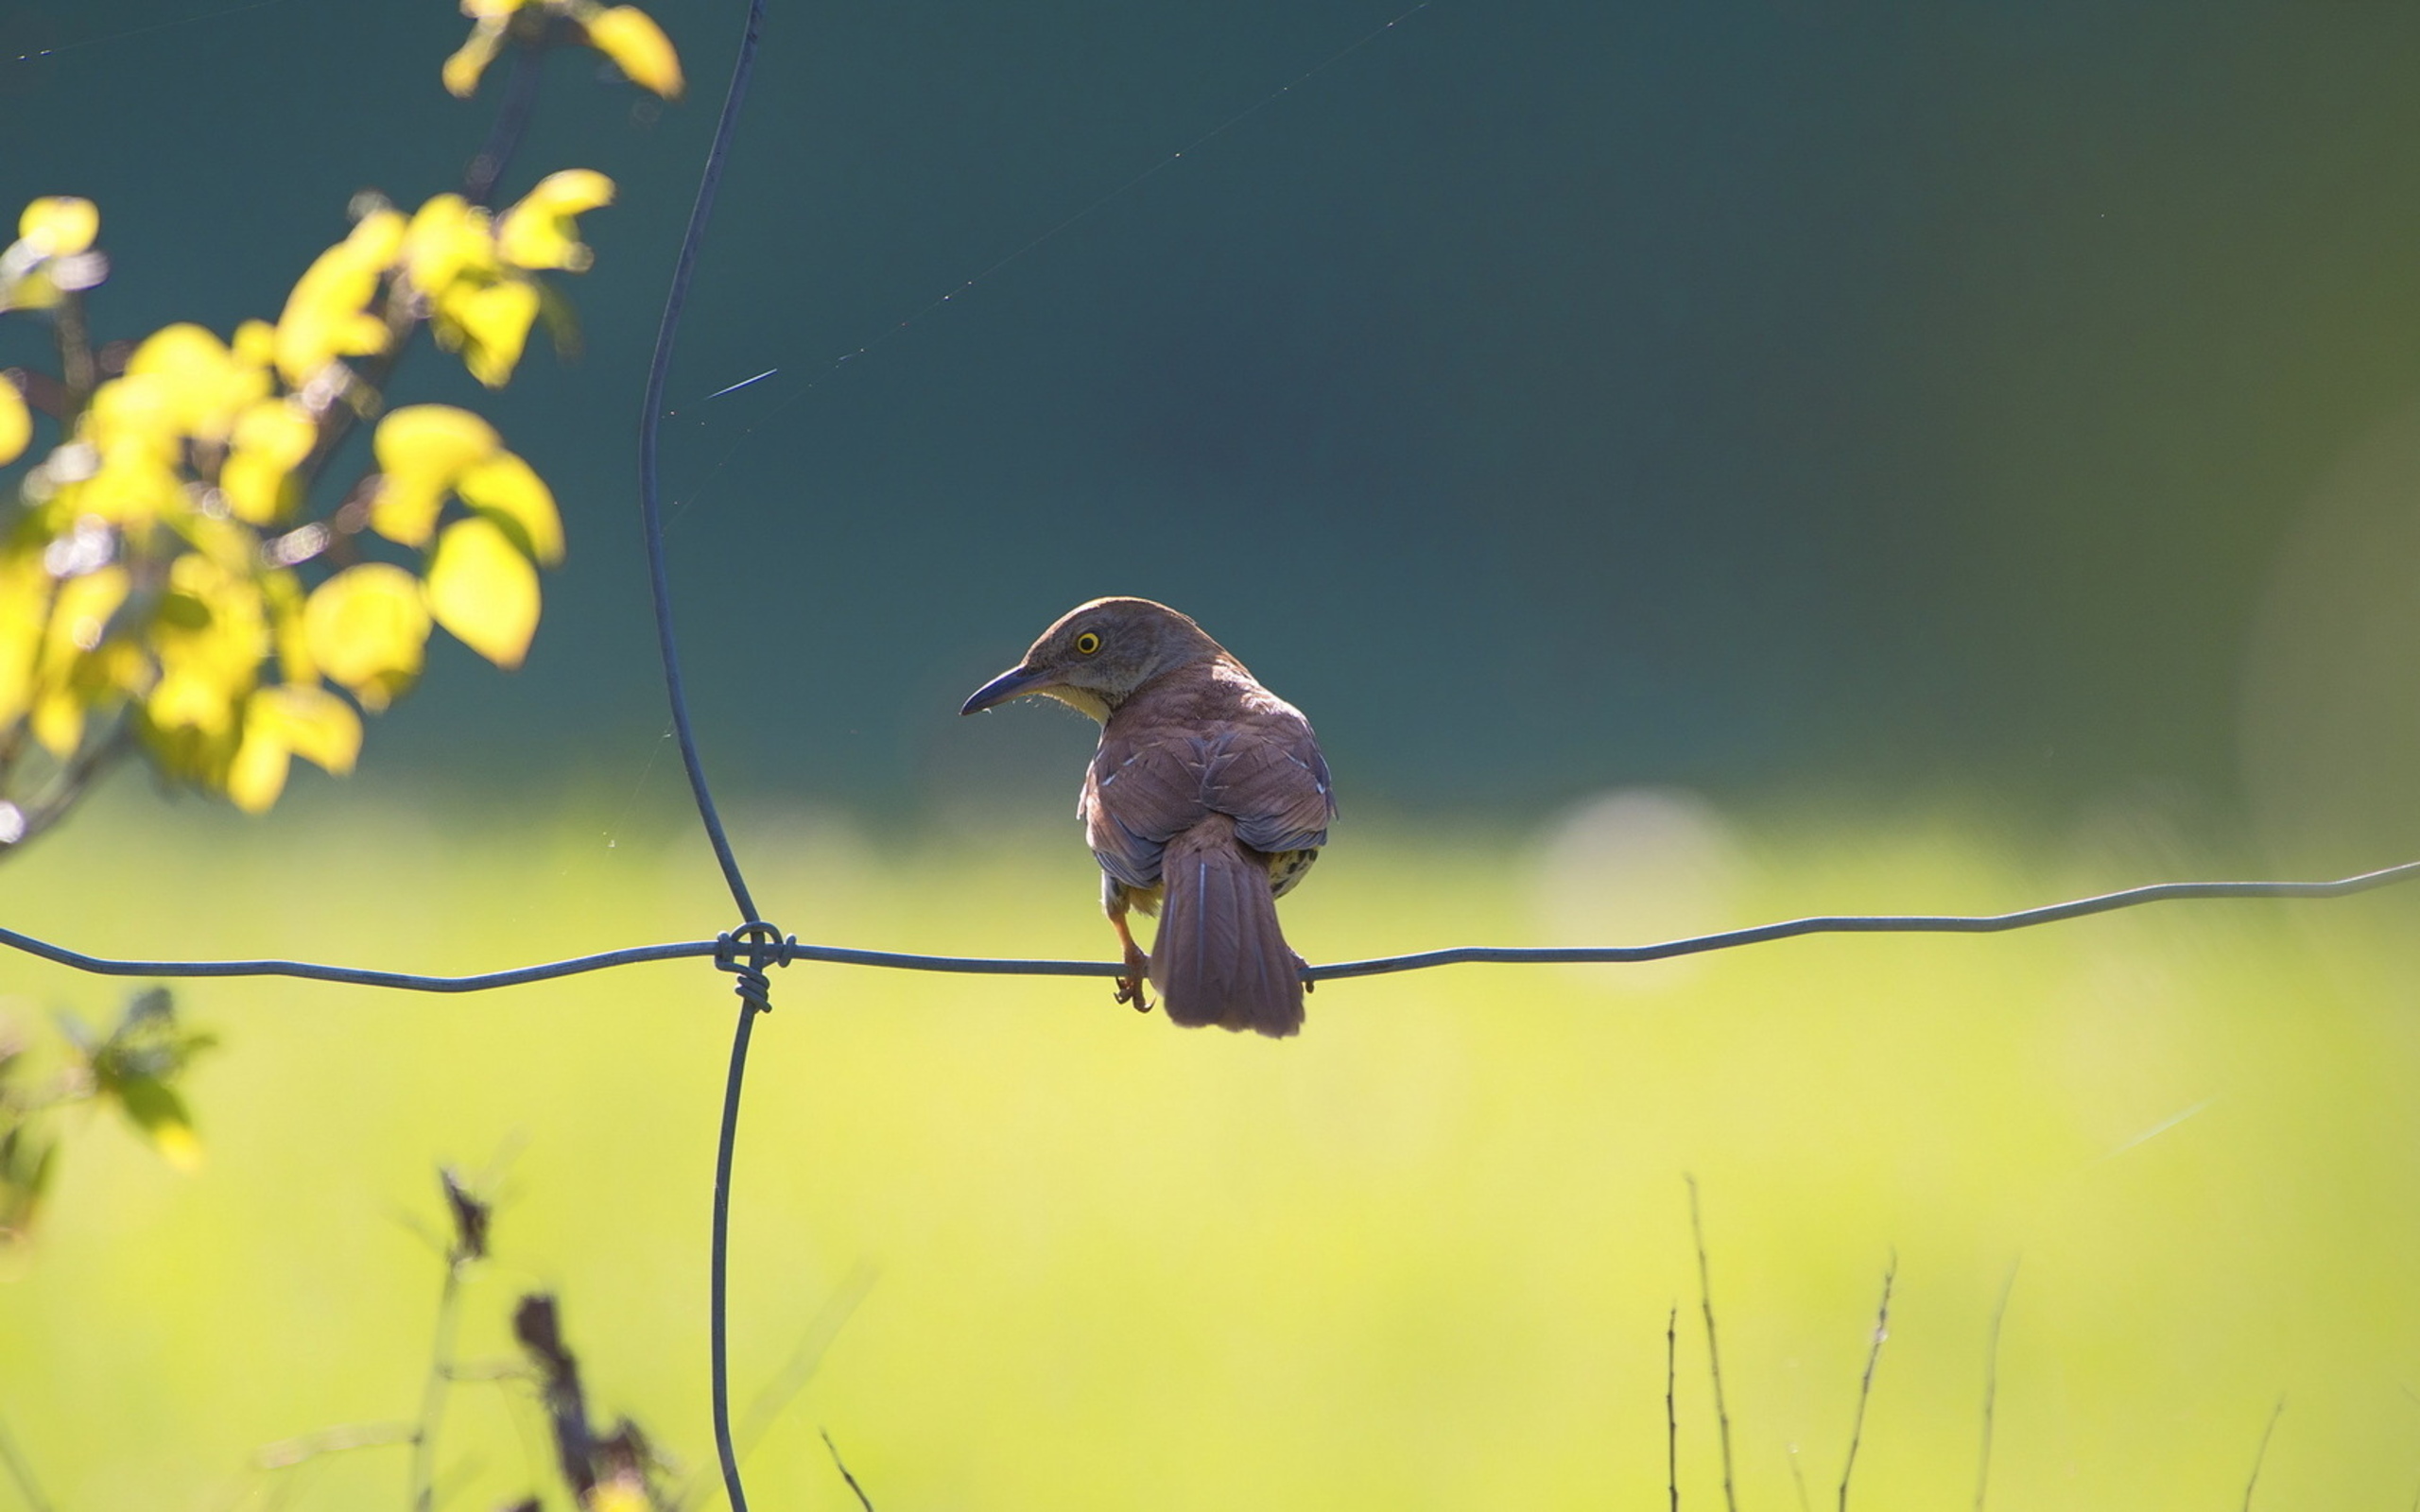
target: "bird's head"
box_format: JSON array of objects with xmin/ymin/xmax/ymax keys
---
[{"xmin": 960, "ymin": 596, "xmax": 1225, "ymax": 722}]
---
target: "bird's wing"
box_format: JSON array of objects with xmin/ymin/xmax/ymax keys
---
[
  {"xmin": 1206, "ymin": 713, "xmax": 1335, "ymax": 856},
  {"xmin": 1082, "ymin": 729, "xmax": 1210, "ymax": 890}
]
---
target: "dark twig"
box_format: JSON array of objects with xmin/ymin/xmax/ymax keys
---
[
  {"xmin": 1685, "ymin": 1177, "xmax": 1738, "ymax": 1512},
  {"xmin": 1837, "ymin": 1252, "xmax": 1894, "ymax": 1512},
  {"xmin": 408, "ymin": 1169, "xmax": 489, "ymax": 1512},
  {"xmin": 1973, "ymin": 1263, "xmax": 2017, "ymax": 1512},
  {"xmin": 2240, "ymin": 1396, "xmax": 2286, "ymax": 1511},
  {"xmin": 1667, "ymin": 1304, "xmax": 1680, "ymax": 1512},
  {"xmin": 1789, "ymin": 1445, "xmax": 1812, "ymax": 1512},
  {"xmin": 821, "ymin": 1429, "xmax": 875, "ymax": 1512}
]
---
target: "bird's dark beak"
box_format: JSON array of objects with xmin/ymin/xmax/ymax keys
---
[{"xmin": 960, "ymin": 662, "xmax": 1053, "ymax": 715}]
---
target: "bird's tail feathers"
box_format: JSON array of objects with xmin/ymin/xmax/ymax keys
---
[{"xmin": 1150, "ymin": 815, "xmax": 1305, "ymax": 1039}]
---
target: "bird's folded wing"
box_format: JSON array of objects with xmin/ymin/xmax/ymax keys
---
[
  {"xmin": 1083, "ymin": 730, "xmax": 1206, "ymax": 889},
  {"xmin": 1208, "ymin": 723, "xmax": 1335, "ymax": 856}
]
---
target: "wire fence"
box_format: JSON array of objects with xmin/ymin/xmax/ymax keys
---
[{"xmin": 7, "ymin": 2, "xmax": 2420, "ymax": 1507}]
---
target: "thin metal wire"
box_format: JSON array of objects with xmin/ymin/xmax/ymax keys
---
[
  {"xmin": 639, "ymin": 0, "xmax": 766, "ymax": 930},
  {"xmin": 635, "ymin": 2, "xmax": 769, "ymax": 1507},
  {"xmin": 7, "ymin": 859, "xmax": 2415, "ymax": 993}
]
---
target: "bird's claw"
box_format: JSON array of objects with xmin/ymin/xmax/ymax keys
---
[{"xmin": 1115, "ymin": 973, "xmax": 1153, "ymax": 1013}]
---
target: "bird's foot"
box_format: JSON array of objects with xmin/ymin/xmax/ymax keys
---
[
  {"xmin": 1295, "ymin": 950, "xmax": 1314, "ymax": 993},
  {"xmin": 1115, "ymin": 972, "xmax": 1154, "ymax": 1013}
]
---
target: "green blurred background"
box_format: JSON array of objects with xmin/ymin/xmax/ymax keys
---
[{"xmin": 6, "ymin": 0, "xmax": 2420, "ymax": 1505}]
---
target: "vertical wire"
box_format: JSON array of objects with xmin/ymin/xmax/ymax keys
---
[
  {"xmin": 633, "ymin": 3, "xmax": 771, "ymax": 1509},
  {"xmin": 639, "ymin": 0, "xmax": 768, "ymax": 926}
]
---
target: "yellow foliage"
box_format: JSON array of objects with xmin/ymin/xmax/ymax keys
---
[
  {"xmin": 18, "ymin": 197, "xmax": 97, "ymax": 256},
  {"xmin": 273, "ymin": 209, "xmax": 405, "ymax": 387},
  {"xmin": 442, "ymin": 18, "xmax": 508, "ymax": 98},
  {"xmin": 425, "ymin": 517, "xmax": 540, "ymax": 668},
  {"xmin": 0, "ymin": 375, "xmax": 26, "ymax": 466},
  {"xmin": 497, "ymin": 169, "xmax": 616, "ymax": 273},
  {"xmin": 219, "ymin": 399, "xmax": 319, "ymax": 524},
  {"xmin": 457, "ymin": 451, "xmax": 563, "ymax": 565},
  {"xmin": 124, "ymin": 323, "xmax": 273, "ymax": 444},
  {"xmin": 226, "ymin": 683, "xmax": 363, "ymax": 813},
  {"xmin": 303, "ymin": 564, "xmax": 431, "ymax": 713},
  {"xmin": 581, "ymin": 7, "xmax": 683, "ymax": 99},
  {"xmin": 435, "ymin": 277, "xmax": 542, "ymax": 387},
  {"xmin": 371, "ymin": 404, "xmax": 500, "ymax": 546}
]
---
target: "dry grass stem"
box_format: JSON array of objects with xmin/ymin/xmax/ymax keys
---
[
  {"xmin": 1685, "ymin": 1176, "xmax": 1739, "ymax": 1512},
  {"xmin": 1836, "ymin": 1252, "xmax": 1895, "ymax": 1512}
]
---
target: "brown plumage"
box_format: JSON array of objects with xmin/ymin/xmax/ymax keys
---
[{"xmin": 960, "ymin": 597, "xmax": 1334, "ymax": 1038}]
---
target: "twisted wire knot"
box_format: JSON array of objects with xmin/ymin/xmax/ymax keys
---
[{"xmin": 713, "ymin": 922, "xmax": 795, "ymax": 1013}]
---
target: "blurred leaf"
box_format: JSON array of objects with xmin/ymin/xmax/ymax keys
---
[
  {"xmin": 371, "ymin": 404, "xmax": 499, "ymax": 546},
  {"xmin": 580, "ymin": 8, "xmax": 683, "ymax": 99},
  {"xmin": 0, "ymin": 372, "xmax": 27, "ymax": 466},
  {"xmin": 18, "ymin": 196, "xmax": 97, "ymax": 256},
  {"xmin": 0, "ymin": 1125, "xmax": 59, "ymax": 1238},
  {"xmin": 426, "ymin": 517, "xmax": 539, "ymax": 669},
  {"xmin": 112, "ymin": 1074, "xmax": 202, "ymax": 1171},
  {"xmin": 304, "ymin": 563, "xmax": 430, "ymax": 712},
  {"xmin": 496, "ymin": 170, "xmax": 614, "ymax": 273},
  {"xmin": 457, "ymin": 451, "xmax": 563, "ymax": 565}
]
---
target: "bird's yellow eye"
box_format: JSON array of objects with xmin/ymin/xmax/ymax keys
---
[{"xmin": 1073, "ymin": 631, "xmax": 1102, "ymax": 656}]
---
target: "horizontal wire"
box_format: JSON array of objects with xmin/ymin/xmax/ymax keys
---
[{"xmin": 6, "ymin": 859, "xmax": 2413, "ymax": 996}]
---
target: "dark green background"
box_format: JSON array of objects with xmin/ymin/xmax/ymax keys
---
[{"xmin": 7, "ymin": 0, "xmax": 2418, "ymax": 830}]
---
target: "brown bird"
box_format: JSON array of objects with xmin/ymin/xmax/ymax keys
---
[{"xmin": 960, "ymin": 597, "xmax": 1335, "ymax": 1038}]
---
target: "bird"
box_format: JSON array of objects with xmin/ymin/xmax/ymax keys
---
[{"xmin": 960, "ymin": 597, "xmax": 1334, "ymax": 1038}]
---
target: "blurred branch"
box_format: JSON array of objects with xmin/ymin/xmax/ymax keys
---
[
  {"xmin": 0, "ymin": 1412, "xmax": 55, "ymax": 1512},
  {"xmin": 820, "ymin": 1430, "xmax": 873, "ymax": 1512},
  {"xmin": 409, "ymin": 1169, "xmax": 491, "ymax": 1512}
]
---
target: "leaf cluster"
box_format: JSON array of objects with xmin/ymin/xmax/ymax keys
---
[
  {"xmin": 0, "ymin": 987, "xmax": 216, "ymax": 1244},
  {"xmin": 0, "ymin": 0, "xmax": 686, "ymax": 859}
]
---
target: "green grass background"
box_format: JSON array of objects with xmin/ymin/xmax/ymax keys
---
[{"xmin": 4, "ymin": 786, "xmax": 2418, "ymax": 1509}]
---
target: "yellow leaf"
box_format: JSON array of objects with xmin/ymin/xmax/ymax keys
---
[
  {"xmin": 581, "ymin": 7, "xmax": 683, "ymax": 98},
  {"xmin": 273, "ymin": 210, "xmax": 405, "ymax": 386},
  {"xmin": 149, "ymin": 1122, "xmax": 204, "ymax": 1173},
  {"xmin": 0, "ymin": 374, "xmax": 26, "ymax": 466},
  {"xmin": 41, "ymin": 566, "xmax": 130, "ymax": 678},
  {"xmin": 425, "ymin": 517, "xmax": 539, "ymax": 668},
  {"xmin": 0, "ymin": 553, "xmax": 46, "ymax": 728},
  {"xmin": 303, "ymin": 564, "xmax": 430, "ymax": 712},
  {"xmin": 371, "ymin": 404, "xmax": 499, "ymax": 546},
  {"xmin": 496, "ymin": 169, "xmax": 616, "ymax": 272},
  {"xmin": 433, "ymin": 277, "xmax": 540, "ymax": 387},
  {"xmin": 223, "ymin": 712, "xmax": 290, "ymax": 814},
  {"xmin": 125, "ymin": 323, "xmax": 270, "ymax": 444},
  {"xmin": 258, "ymin": 683, "xmax": 361, "ymax": 774},
  {"xmin": 401, "ymin": 194, "xmax": 498, "ymax": 298},
  {"xmin": 220, "ymin": 399, "xmax": 318, "ymax": 524},
  {"xmin": 442, "ymin": 17, "xmax": 507, "ymax": 97},
  {"xmin": 18, "ymin": 196, "xmax": 97, "ymax": 256},
  {"xmin": 456, "ymin": 451, "xmax": 563, "ymax": 564},
  {"xmin": 30, "ymin": 688, "xmax": 83, "ymax": 758},
  {"xmin": 228, "ymin": 683, "xmax": 362, "ymax": 812}
]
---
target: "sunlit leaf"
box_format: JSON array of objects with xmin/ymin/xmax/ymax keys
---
[
  {"xmin": 219, "ymin": 399, "xmax": 318, "ymax": 524},
  {"xmin": 581, "ymin": 7, "xmax": 683, "ymax": 98},
  {"xmin": 400, "ymin": 194, "xmax": 498, "ymax": 299},
  {"xmin": 304, "ymin": 563, "xmax": 431, "ymax": 712},
  {"xmin": 456, "ymin": 451, "xmax": 563, "ymax": 565},
  {"xmin": 0, "ymin": 375, "xmax": 27, "ymax": 466},
  {"xmin": 496, "ymin": 169, "xmax": 615, "ymax": 273},
  {"xmin": 371, "ymin": 404, "xmax": 499, "ymax": 546},
  {"xmin": 433, "ymin": 278, "xmax": 541, "ymax": 387},
  {"xmin": 425, "ymin": 517, "xmax": 539, "ymax": 668},
  {"xmin": 257, "ymin": 683, "xmax": 361, "ymax": 774},
  {"xmin": 18, "ymin": 196, "xmax": 97, "ymax": 256},
  {"xmin": 112, "ymin": 1074, "xmax": 202, "ymax": 1172},
  {"xmin": 272, "ymin": 210, "xmax": 405, "ymax": 387},
  {"xmin": 125, "ymin": 323, "xmax": 271, "ymax": 444},
  {"xmin": 442, "ymin": 17, "xmax": 507, "ymax": 98}
]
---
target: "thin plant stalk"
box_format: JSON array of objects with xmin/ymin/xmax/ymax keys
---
[
  {"xmin": 1685, "ymin": 1176, "xmax": 1738, "ymax": 1512},
  {"xmin": 1973, "ymin": 1262, "xmax": 2017, "ymax": 1512},
  {"xmin": 1837, "ymin": 1253, "xmax": 1895, "ymax": 1512},
  {"xmin": 2240, "ymin": 1397, "xmax": 2285, "ymax": 1511}
]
